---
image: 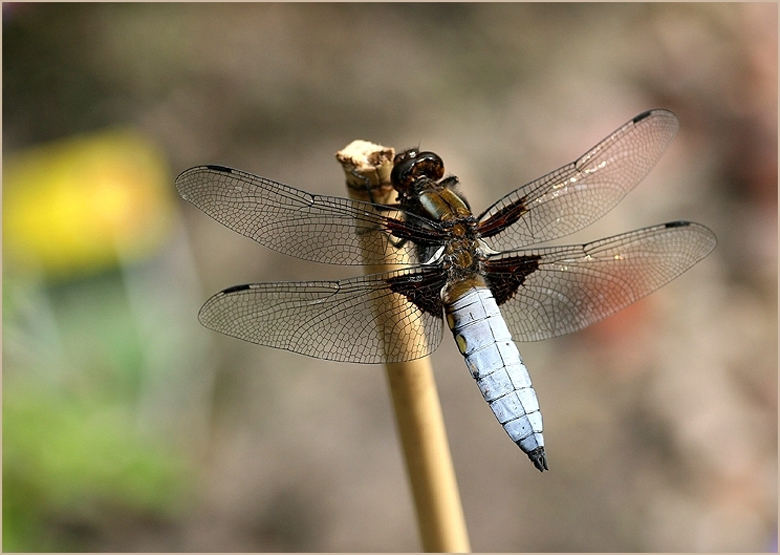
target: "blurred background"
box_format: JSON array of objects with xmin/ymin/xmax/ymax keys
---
[{"xmin": 2, "ymin": 3, "xmax": 776, "ymax": 552}]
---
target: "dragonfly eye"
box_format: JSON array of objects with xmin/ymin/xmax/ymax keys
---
[
  {"xmin": 391, "ymin": 150, "xmax": 445, "ymax": 191},
  {"xmin": 392, "ymin": 148, "xmax": 419, "ymax": 166}
]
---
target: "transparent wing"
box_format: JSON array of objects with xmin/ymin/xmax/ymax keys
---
[
  {"xmin": 176, "ymin": 165, "xmax": 447, "ymax": 266},
  {"xmin": 477, "ymin": 109, "xmax": 680, "ymax": 249},
  {"xmin": 484, "ymin": 221, "xmax": 716, "ymax": 341},
  {"xmin": 198, "ymin": 267, "xmax": 447, "ymax": 363}
]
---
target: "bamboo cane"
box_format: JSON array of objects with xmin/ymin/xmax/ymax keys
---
[{"xmin": 336, "ymin": 141, "xmax": 471, "ymax": 553}]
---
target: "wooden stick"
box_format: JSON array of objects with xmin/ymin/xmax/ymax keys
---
[{"xmin": 336, "ymin": 141, "xmax": 471, "ymax": 553}]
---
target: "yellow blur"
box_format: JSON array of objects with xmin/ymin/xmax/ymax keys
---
[{"xmin": 4, "ymin": 130, "xmax": 173, "ymax": 278}]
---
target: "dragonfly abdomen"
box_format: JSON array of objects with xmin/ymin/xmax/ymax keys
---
[{"xmin": 444, "ymin": 284, "xmax": 548, "ymax": 472}]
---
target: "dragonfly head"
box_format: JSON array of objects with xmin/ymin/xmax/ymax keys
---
[{"xmin": 391, "ymin": 148, "xmax": 445, "ymax": 194}]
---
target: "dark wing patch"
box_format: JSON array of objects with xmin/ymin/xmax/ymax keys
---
[
  {"xmin": 476, "ymin": 196, "xmax": 529, "ymax": 239},
  {"xmin": 484, "ymin": 254, "xmax": 542, "ymax": 305},
  {"xmin": 198, "ymin": 267, "xmax": 445, "ymax": 363},
  {"xmin": 386, "ymin": 269, "xmax": 447, "ymax": 316}
]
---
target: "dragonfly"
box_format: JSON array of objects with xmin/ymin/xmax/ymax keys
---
[{"xmin": 176, "ymin": 109, "xmax": 716, "ymax": 472}]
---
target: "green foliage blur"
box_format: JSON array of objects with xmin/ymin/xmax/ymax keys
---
[{"xmin": 4, "ymin": 274, "xmax": 194, "ymax": 551}]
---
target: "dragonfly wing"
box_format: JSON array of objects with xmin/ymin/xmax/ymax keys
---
[
  {"xmin": 483, "ymin": 221, "xmax": 716, "ymax": 341},
  {"xmin": 198, "ymin": 267, "xmax": 447, "ymax": 363},
  {"xmin": 176, "ymin": 165, "xmax": 446, "ymax": 265},
  {"xmin": 477, "ymin": 109, "xmax": 680, "ymax": 248}
]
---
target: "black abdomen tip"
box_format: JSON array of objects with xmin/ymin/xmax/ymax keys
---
[{"xmin": 528, "ymin": 447, "xmax": 549, "ymax": 472}]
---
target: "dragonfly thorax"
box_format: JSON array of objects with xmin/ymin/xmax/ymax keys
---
[{"xmin": 441, "ymin": 236, "xmax": 486, "ymax": 280}]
